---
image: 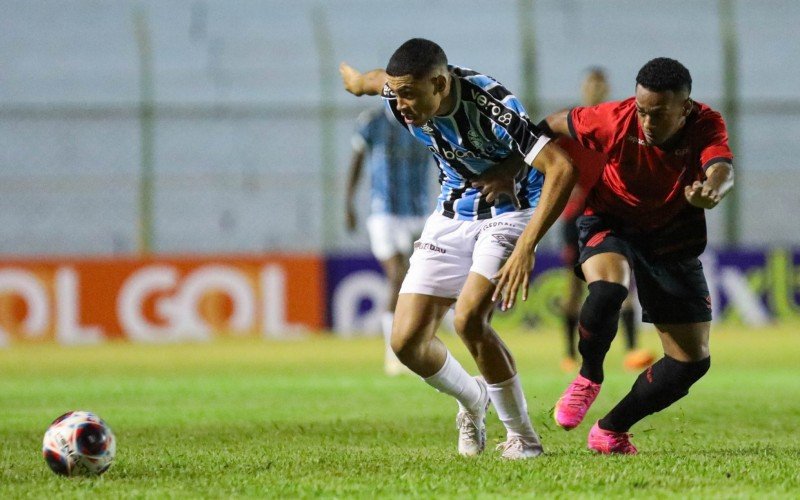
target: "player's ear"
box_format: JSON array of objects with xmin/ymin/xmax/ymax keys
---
[
  {"xmin": 432, "ymin": 74, "xmax": 447, "ymax": 94},
  {"xmin": 683, "ymin": 98, "xmax": 693, "ymax": 116}
]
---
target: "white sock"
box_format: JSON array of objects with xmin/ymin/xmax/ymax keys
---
[
  {"xmin": 487, "ymin": 374, "xmax": 539, "ymax": 440},
  {"xmin": 381, "ymin": 312, "xmax": 394, "ymax": 356},
  {"xmin": 424, "ymin": 351, "xmax": 483, "ymax": 412}
]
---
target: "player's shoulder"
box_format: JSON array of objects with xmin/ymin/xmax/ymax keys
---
[
  {"xmin": 452, "ymin": 64, "xmax": 513, "ymax": 99},
  {"xmin": 599, "ymin": 97, "xmax": 636, "ymax": 116},
  {"xmin": 575, "ymin": 97, "xmax": 635, "ymax": 119},
  {"xmin": 691, "ymin": 101, "xmax": 726, "ymax": 127},
  {"xmin": 451, "ymin": 65, "xmax": 492, "ymax": 85},
  {"xmin": 356, "ymin": 107, "xmax": 385, "ymax": 127},
  {"xmin": 685, "ymin": 101, "xmax": 728, "ymax": 143}
]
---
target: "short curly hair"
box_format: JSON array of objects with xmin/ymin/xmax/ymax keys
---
[
  {"xmin": 636, "ymin": 57, "xmax": 692, "ymax": 94},
  {"xmin": 386, "ymin": 38, "xmax": 448, "ymax": 79}
]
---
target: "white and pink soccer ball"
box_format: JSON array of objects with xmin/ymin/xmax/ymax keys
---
[{"xmin": 42, "ymin": 410, "xmax": 116, "ymax": 476}]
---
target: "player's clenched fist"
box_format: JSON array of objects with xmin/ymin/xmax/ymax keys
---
[{"xmin": 684, "ymin": 180, "xmax": 721, "ymax": 209}]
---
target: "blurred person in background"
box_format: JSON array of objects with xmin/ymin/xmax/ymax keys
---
[
  {"xmin": 345, "ymin": 105, "xmax": 433, "ymax": 376},
  {"xmin": 556, "ymin": 68, "xmax": 654, "ymax": 373},
  {"xmin": 341, "ymin": 38, "xmax": 576, "ymax": 459},
  {"xmin": 501, "ymin": 57, "xmax": 734, "ymax": 454}
]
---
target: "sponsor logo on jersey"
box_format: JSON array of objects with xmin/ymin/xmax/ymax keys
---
[
  {"xmin": 428, "ymin": 146, "xmax": 478, "ymax": 160},
  {"xmin": 626, "ymin": 135, "xmax": 647, "ymax": 146},
  {"xmin": 480, "ymin": 221, "xmax": 517, "ymax": 231},
  {"xmin": 414, "ymin": 241, "xmax": 447, "ymax": 254}
]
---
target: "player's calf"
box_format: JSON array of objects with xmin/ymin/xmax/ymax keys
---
[{"xmin": 599, "ymin": 355, "xmax": 711, "ymax": 432}]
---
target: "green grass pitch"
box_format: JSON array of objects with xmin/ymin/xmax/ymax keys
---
[{"xmin": 1, "ymin": 323, "xmax": 798, "ymax": 498}]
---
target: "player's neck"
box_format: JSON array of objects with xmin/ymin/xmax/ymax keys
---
[
  {"xmin": 657, "ymin": 120, "xmax": 688, "ymax": 151},
  {"xmin": 435, "ymin": 76, "xmax": 458, "ymax": 117}
]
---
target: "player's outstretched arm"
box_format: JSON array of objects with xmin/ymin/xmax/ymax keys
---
[
  {"xmin": 541, "ymin": 110, "xmax": 571, "ymax": 137},
  {"xmin": 339, "ymin": 62, "xmax": 388, "ymax": 96},
  {"xmin": 684, "ymin": 161, "xmax": 734, "ymax": 209},
  {"xmin": 492, "ymin": 142, "xmax": 577, "ymax": 310}
]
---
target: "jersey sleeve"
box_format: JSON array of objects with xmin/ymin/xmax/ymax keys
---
[
  {"xmin": 697, "ymin": 110, "xmax": 734, "ymax": 171},
  {"xmin": 467, "ymin": 81, "xmax": 550, "ymax": 166},
  {"xmin": 351, "ymin": 109, "xmax": 376, "ymax": 153},
  {"xmin": 567, "ymin": 102, "xmax": 619, "ymax": 153}
]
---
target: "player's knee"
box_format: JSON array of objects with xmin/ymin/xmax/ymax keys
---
[
  {"xmin": 390, "ymin": 332, "xmax": 421, "ymax": 363},
  {"xmin": 675, "ymin": 356, "xmax": 711, "ymax": 387},
  {"xmin": 452, "ymin": 308, "xmax": 488, "ymax": 340},
  {"xmin": 584, "ymin": 281, "xmax": 628, "ymax": 315},
  {"xmin": 578, "ymin": 281, "xmax": 628, "ymax": 345},
  {"xmin": 389, "ymin": 317, "xmax": 424, "ymax": 361}
]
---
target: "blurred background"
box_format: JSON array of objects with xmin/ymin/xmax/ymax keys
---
[{"xmin": 0, "ymin": 0, "xmax": 798, "ymax": 342}]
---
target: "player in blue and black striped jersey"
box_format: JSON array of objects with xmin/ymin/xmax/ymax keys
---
[{"xmin": 341, "ymin": 38, "xmax": 577, "ymax": 459}]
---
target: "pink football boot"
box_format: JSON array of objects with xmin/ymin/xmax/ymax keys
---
[
  {"xmin": 587, "ymin": 421, "xmax": 638, "ymax": 455},
  {"xmin": 554, "ymin": 374, "xmax": 601, "ymax": 430}
]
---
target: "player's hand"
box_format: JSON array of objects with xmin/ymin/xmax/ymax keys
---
[
  {"xmin": 471, "ymin": 156, "xmax": 524, "ymax": 208},
  {"xmin": 471, "ymin": 174, "xmax": 520, "ymax": 209},
  {"xmin": 685, "ymin": 181, "xmax": 722, "ymax": 209},
  {"xmin": 345, "ymin": 205, "xmax": 357, "ymax": 232},
  {"xmin": 339, "ymin": 62, "xmax": 365, "ymax": 96},
  {"xmin": 492, "ymin": 247, "xmax": 536, "ymax": 311}
]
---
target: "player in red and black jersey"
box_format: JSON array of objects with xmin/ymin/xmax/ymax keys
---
[{"xmin": 494, "ymin": 58, "xmax": 734, "ymax": 454}]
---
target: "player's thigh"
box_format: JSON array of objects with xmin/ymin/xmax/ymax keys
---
[
  {"xmin": 654, "ymin": 322, "xmax": 710, "ymax": 362},
  {"xmin": 453, "ymin": 272, "xmax": 496, "ymax": 330},
  {"xmin": 575, "ymin": 215, "xmax": 632, "ymax": 286},
  {"xmin": 581, "ymin": 252, "xmax": 631, "ymax": 285},
  {"xmin": 470, "ymin": 208, "xmax": 533, "ymax": 284},
  {"xmin": 399, "ymin": 212, "xmax": 474, "ymax": 300},
  {"xmin": 393, "ymin": 293, "xmax": 454, "ymax": 346},
  {"xmin": 634, "ymin": 256, "xmax": 712, "ymax": 328}
]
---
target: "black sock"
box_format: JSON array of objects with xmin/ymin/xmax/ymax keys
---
[
  {"xmin": 621, "ymin": 308, "xmax": 636, "ymax": 350},
  {"xmin": 600, "ymin": 355, "xmax": 711, "ymax": 432},
  {"xmin": 564, "ymin": 313, "xmax": 578, "ymax": 358},
  {"xmin": 577, "ymin": 281, "xmax": 628, "ymax": 383}
]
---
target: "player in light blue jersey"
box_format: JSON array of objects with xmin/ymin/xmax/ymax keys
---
[
  {"xmin": 341, "ymin": 38, "xmax": 576, "ymax": 459},
  {"xmin": 345, "ymin": 105, "xmax": 434, "ymax": 376}
]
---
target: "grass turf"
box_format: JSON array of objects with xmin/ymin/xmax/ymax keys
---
[{"xmin": 0, "ymin": 323, "xmax": 798, "ymax": 498}]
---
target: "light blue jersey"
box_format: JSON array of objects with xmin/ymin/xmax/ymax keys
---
[
  {"xmin": 382, "ymin": 65, "xmax": 550, "ymax": 220},
  {"xmin": 352, "ymin": 107, "xmax": 432, "ymax": 216}
]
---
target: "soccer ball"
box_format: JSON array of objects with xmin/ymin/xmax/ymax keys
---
[{"xmin": 42, "ymin": 410, "xmax": 116, "ymax": 476}]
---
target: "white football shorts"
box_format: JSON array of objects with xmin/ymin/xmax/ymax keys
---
[
  {"xmin": 399, "ymin": 209, "xmax": 535, "ymax": 299},
  {"xmin": 366, "ymin": 213, "xmax": 427, "ymax": 261}
]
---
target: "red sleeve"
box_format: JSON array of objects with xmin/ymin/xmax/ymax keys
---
[
  {"xmin": 567, "ymin": 101, "xmax": 622, "ymax": 153},
  {"xmin": 697, "ymin": 109, "xmax": 734, "ymax": 171}
]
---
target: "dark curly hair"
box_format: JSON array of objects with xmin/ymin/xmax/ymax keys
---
[
  {"xmin": 636, "ymin": 57, "xmax": 692, "ymax": 94},
  {"xmin": 386, "ymin": 38, "xmax": 448, "ymax": 79}
]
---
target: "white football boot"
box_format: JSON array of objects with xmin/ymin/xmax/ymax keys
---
[
  {"xmin": 456, "ymin": 377, "xmax": 490, "ymax": 457},
  {"xmin": 496, "ymin": 434, "xmax": 544, "ymax": 460}
]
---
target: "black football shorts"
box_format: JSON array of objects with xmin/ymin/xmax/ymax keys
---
[{"xmin": 575, "ymin": 214, "xmax": 712, "ymax": 324}]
